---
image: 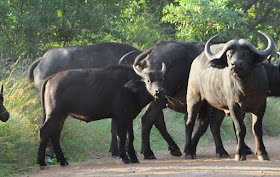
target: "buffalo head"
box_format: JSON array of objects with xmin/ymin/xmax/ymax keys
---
[
  {"xmin": 133, "ymin": 63, "xmax": 166, "ymax": 99},
  {"xmin": 0, "ymin": 85, "xmax": 10, "ymax": 122},
  {"xmin": 206, "ymin": 30, "xmax": 274, "ymax": 78}
]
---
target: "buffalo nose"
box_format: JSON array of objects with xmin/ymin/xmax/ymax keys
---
[
  {"xmin": 1, "ymin": 112, "xmax": 10, "ymax": 122},
  {"xmin": 155, "ymin": 87, "xmax": 165, "ymax": 96},
  {"xmin": 231, "ymin": 60, "xmax": 243, "ymax": 68}
]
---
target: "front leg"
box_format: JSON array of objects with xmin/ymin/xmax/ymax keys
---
[
  {"xmin": 141, "ymin": 101, "xmax": 179, "ymax": 159},
  {"xmin": 126, "ymin": 119, "xmax": 140, "ymax": 163},
  {"xmin": 229, "ymin": 104, "xmax": 247, "ymax": 161},
  {"xmin": 252, "ymin": 112, "xmax": 269, "ymax": 161},
  {"xmin": 154, "ymin": 111, "xmax": 182, "ymax": 157},
  {"xmin": 109, "ymin": 119, "xmax": 119, "ymax": 157},
  {"xmin": 116, "ymin": 118, "xmax": 131, "ymax": 164}
]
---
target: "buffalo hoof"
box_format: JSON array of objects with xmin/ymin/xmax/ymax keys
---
[
  {"xmin": 234, "ymin": 154, "xmax": 246, "ymax": 161},
  {"xmin": 216, "ymin": 152, "xmax": 230, "ymax": 158},
  {"xmin": 246, "ymin": 148, "xmax": 254, "ymax": 155},
  {"xmin": 131, "ymin": 158, "xmax": 140, "ymax": 163},
  {"xmin": 111, "ymin": 151, "xmax": 119, "ymax": 158},
  {"xmin": 144, "ymin": 154, "xmax": 157, "ymax": 160},
  {"xmin": 258, "ymin": 155, "xmax": 270, "ymax": 161},
  {"xmin": 185, "ymin": 154, "xmax": 196, "ymax": 159},
  {"xmin": 170, "ymin": 148, "xmax": 182, "ymax": 157},
  {"xmin": 143, "ymin": 151, "xmax": 157, "ymax": 160},
  {"xmin": 122, "ymin": 158, "xmax": 132, "ymax": 164},
  {"xmin": 37, "ymin": 160, "xmax": 47, "ymax": 167},
  {"xmin": 60, "ymin": 160, "xmax": 70, "ymax": 167}
]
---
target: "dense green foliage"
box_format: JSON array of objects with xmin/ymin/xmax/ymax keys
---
[
  {"xmin": 0, "ymin": 0, "xmax": 279, "ymax": 60},
  {"xmin": 0, "ymin": 0, "xmax": 279, "ymax": 176}
]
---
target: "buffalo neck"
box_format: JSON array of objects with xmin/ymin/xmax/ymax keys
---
[{"xmin": 229, "ymin": 65, "xmax": 268, "ymax": 97}]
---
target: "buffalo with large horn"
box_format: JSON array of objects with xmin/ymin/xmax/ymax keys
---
[{"xmin": 185, "ymin": 30, "xmax": 274, "ymax": 161}]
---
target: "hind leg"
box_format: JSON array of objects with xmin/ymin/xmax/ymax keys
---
[
  {"xmin": 37, "ymin": 113, "xmax": 67, "ymax": 167},
  {"xmin": 37, "ymin": 135, "xmax": 50, "ymax": 167},
  {"xmin": 185, "ymin": 93, "xmax": 204, "ymax": 159},
  {"xmin": 209, "ymin": 110, "xmax": 230, "ymax": 158},
  {"xmin": 50, "ymin": 114, "xmax": 68, "ymax": 166},
  {"xmin": 50, "ymin": 134, "xmax": 69, "ymax": 166},
  {"xmin": 191, "ymin": 103, "xmax": 211, "ymax": 155}
]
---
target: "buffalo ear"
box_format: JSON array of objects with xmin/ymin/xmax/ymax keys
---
[
  {"xmin": 124, "ymin": 80, "xmax": 145, "ymax": 93},
  {"xmin": 209, "ymin": 59, "xmax": 228, "ymax": 68},
  {"xmin": 254, "ymin": 54, "xmax": 268, "ymax": 65}
]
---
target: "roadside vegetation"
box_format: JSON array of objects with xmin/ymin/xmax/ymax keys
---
[{"xmin": 0, "ymin": 0, "xmax": 279, "ymax": 176}]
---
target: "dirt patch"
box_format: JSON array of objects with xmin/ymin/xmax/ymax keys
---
[{"xmin": 23, "ymin": 136, "xmax": 280, "ymax": 177}]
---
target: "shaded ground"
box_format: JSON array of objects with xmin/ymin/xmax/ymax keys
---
[{"xmin": 23, "ymin": 136, "xmax": 280, "ymax": 177}]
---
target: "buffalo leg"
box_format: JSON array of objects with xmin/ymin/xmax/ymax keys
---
[
  {"xmin": 141, "ymin": 102, "xmax": 159, "ymax": 159},
  {"xmin": 116, "ymin": 118, "xmax": 131, "ymax": 164},
  {"xmin": 50, "ymin": 135, "xmax": 68, "ymax": 166},
  {"xmin": 154, "ymin": 112, "xmax": 182, "ymax": 157},
  {"xmin": 209, "ymin": 110, "xmax": 230, "ymax": 158},
  {"xmin": 109, "ymin": 119, "xmax": 119, "ymax": 157},
  {"xmin": 37, "ymin": 136, "xmax": 49, "ymax": 166},
  {"xmin": 232, "ymin": 120, "xmax": 253, "ymax": 155},
  {"xmin": 185, "ymin": 95, "xmax": 203, "ymax": 159},
  {"xmin": 126, "ymin": 120, "xmax": 139, "ymax": 163},
  {"xmin": 191, "ymin": 104, "xmax": 211, "ymax": 155},
  {"xmin": 229, "ymin": 104, "xmax": 247, "ymax": 161},
  {"xmin": 141, "ymin": 101, "xmax": 179, "ymax": 159},
  {"xmin": 252, "ymin": 112, "xmax": 269, "ymax": 160},
  {"xmin": 37, "ymin": 113, "xmax": 68, "ymax": 167}
]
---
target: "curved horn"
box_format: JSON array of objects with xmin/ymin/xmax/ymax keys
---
[
  {"xmin": 133, "ymin": 64, "xmax": 144, "ymax": 77},
  {"xmin": 239, "ymin": 30, "xmax": 275, "ymax": 57},
  {"xmin": 133, "ymin": 48, "xmax": 152, "ymax": 66},
  {"xmin": 205, "ymin": 34, "xmax": 220, "ymax": 60},
  {"xmin": 205, "ymin": 34, "xmax": 238, "ymax": 60},
  {"xmin": 161, "ymin": 63, "xmax": 166, "ymax": 75},
  {"xmin": 118, "ymin": 51, "xmax": 135, "ymax": 64}
]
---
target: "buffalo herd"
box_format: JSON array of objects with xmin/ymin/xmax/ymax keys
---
[{"xmin": 1, "ymin": 30, "xmax": 277, "ymax": 167}]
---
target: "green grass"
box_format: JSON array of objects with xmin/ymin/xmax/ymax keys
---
[{"xmin": 0, "ymin": 62, "xmax": 280, "ymax": 176}]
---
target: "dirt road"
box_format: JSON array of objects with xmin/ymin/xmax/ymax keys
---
[{"xmin": 24, "ymin": 136, "xmax": 280, "ymax": 177}]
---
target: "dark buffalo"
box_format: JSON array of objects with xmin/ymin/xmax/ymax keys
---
[
  {"xmin": 28, "ymin": 42, "xmax": 142, "ymax": 91},
  {"xmin": 0, "ymin": 85, "xmax": 9, "ymax": 122},
  {"xmin": 129, "ymin": 41, "xmax": 205, "ymax": 159},
  {"xmin": 37, "ymin": 64, "xmax": 166, "ymax": 167},
  {"xmin": 28, "ymin": 42, "xmax": 141, "ymax": 157},
  {"xmin": 185, "ymin": 31, "xmax": 274, "ymax": 161},
  {"xmin": 191, "ymin": 57, "xmax": 280, "ymax": 158}
]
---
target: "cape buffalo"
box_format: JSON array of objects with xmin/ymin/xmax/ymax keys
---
[
  {"xmin": 37, "ymin": 64, "xmax": 166, "ymax": 167},
  {"xmin": 28, "ymin": 42, "xmax": 141, "ymax": 157},
  {"xmin": 0, "ymin": 85, "xmax": 9, "ymax": 122},
  {"xmin": 28, "ymin": 42, "xmax": 141, "ymax": 91},
  {"xmin": 185, "ymin": 31, "xmax": 274, "ymax": 161},
  {"xmin": 131, "ymin": 41, "xmax": 205, "ymax": 159},
  {"xmin": 191, "ymin": 58, "xmax": 280, "ymax": 159}
]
